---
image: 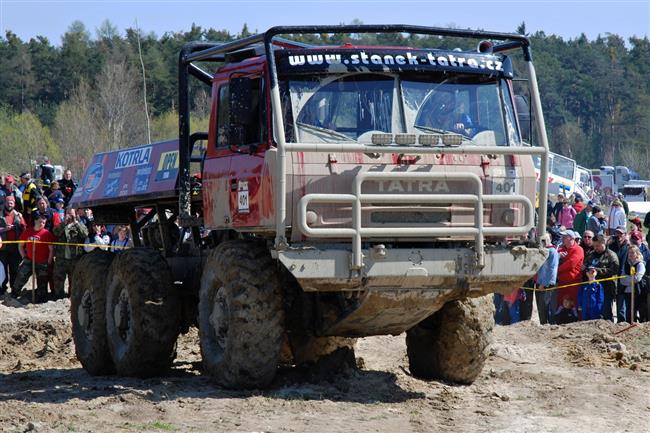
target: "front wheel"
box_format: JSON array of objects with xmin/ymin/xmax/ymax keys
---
[
  {"xmin": 406, "ymin": 295, "xmax": 494, "ymax": 384},
  {"xmin": 199, "ymin": 240, "xmax": 284, "ymax": 389}
]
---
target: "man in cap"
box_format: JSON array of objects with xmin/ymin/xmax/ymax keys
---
[
  {"xmin": 52, "ymin": 208, "xmax": 88, "ymax": 299},
  {"xmin": 608, "ymin": 226, "xmax": 630, "ymax": 259},
  {"xmin": 534, "ymin": 233, "xmax": 560, "ymax": 324},
  {"xmin": 587, "ymin": 205, "xmax": 606, "ymax": 236},
  {"xmin": 0, "ymin": 195, "xmax": 26, "ymax": 295},
  {"xmin": 19, "ymin": 172, "xmax": 40, "ymax": 223},
  {"xmin": 58, "ymin": 169, "xmax": 77, "ymax": 207},
  {"xmin": 556, "ymin": 229, "xmax": 585, "ymax": 316},
  {"xmin": 583, "ymin": 234, "xmax": 620, "ymax": 321},
  {"xmin": 607, "ymin": 200, "xmax": 626, "ymax": 236},
  {"xmin": 573, "ymin": 194, "xmax": 585, "ymax": 214},
  {"xmin": 0, "ymin": 175, "xmax": 23, "ymax": 212},
  {"xmin": 39, "ymin": 157, "xmax": 55, "ymax": 187},
  {"xmin": 14, "ymin": 212, "xmax": 55, "ymax": 303},
  {"xmin": 628, "ymin": 229, "xmax": 650, "ymax": 261},
  {"xmin": 580, "ymin": 230, "xmax": 595, "ymax": 256},
  {"xmin": 573, "ymin": 200, "xmax": 593, "ymax": 236}
]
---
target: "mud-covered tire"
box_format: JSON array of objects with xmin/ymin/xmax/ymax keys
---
[
  {"xmin": 70, "ymin": 250, "xmax": 115, "ymax": 376},
  {"xmin": 105, "ymin": 249, "xmax": 180, "ymax": 377},
  {"xmin": 406, "ymin": 295, "xmax": 494, "ymax": 384},
  {"xmin": 290, "ymin": 335, "xmax": 357, "ymax": 365},
  {"xmin": 199, "ymin": 240, "xmax": 284, "ymax": 388}
]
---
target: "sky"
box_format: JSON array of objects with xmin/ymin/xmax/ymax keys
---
[{"xmin": 0, "ymin": 0, "xmax": 648, "ymax": 45}]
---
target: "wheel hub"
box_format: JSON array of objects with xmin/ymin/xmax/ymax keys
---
[
  {"xmin": 113, "ymin": 289, "xmax": 132, "ymax": 342},
  {"xmin": 78, "ymin": 290, "xmax": 93, "ymax": 338},
  {"xmin": 209, "ymin": 287, "xmax": 229, "ymax": 350}
]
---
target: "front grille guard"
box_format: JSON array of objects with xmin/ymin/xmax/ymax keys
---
[{"xmin": 297, "ymin": 171, "xmax": 534, "ymax": 269}]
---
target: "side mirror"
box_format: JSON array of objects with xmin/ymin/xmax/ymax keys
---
[
  {"xmin": 514, "ymin": 95, "xmax": 531, "ymax": 143},
  {"xmin": 229, "ymin": 77, "xmax": 252, "ymax": 146}
]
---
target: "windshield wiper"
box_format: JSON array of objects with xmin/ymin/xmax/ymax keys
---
[
  {"xmin": 296, "ymin": 122, "xmax": 353, "ymax": 141},
  {"xmin": 413, "ymin": 125, "xmax": 449, "ymax": 134}
]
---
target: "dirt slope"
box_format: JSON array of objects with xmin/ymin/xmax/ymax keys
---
[{"xmin": 0, "ymin": 296, "xmax": 649, "ymax": 433}]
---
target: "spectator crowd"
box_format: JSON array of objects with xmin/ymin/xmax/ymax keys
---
[
  {"xmin": 495, "ymin": 191, "xmax": 650, "ymax": 325},
  {"xmin": 0, "ymin": 163, "xmax": 132, "ymax": 304}
]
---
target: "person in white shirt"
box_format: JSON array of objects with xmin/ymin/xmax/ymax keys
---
[
  {"xmin": 607, "ymin": 200, "xmax": 626, "ymax": 236},
  {"xmin": 110, "ymin": 225, "xmax": 133, "ymax": 252},
  {"xmin": 84, "ymin": 221, "xmax": 110, "ymax": 252}
]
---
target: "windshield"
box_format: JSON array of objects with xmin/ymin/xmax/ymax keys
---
[{"xmin": 280, "ymin": 73, "xmax": 520, "ymax": 146}]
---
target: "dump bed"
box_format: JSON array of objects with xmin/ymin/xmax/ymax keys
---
[{"xmin": 70, "ymin": 140, "xmax": 181, "ymax": 209}]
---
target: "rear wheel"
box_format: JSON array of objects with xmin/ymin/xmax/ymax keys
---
[
  {"xmin": 105, "ymin": 249, "xmax": 180, "ymax": 377},
  {"xmin": 406, "ymin": 295, "xmax": 494, "ymax": 384},
  {"xmin": 70, "ymin": 250, "xmax": 115, "ymax": 376},
  {"xmin": 199, "ymin": 240, "xmax": 284, "ymax": 388}
]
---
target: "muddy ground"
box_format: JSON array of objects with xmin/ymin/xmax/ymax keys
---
[{"xmin": 0, "ymin": 296, "xmax": 649, "ymax": 433}]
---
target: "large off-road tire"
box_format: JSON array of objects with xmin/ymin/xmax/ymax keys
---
[
  {"xmin": 406, "ymin": 295, "xmax": 494, "ymax": 384},
  {"xmin": 199, "ymin": 240, "xmax": 284, "ymax": 389},
  {"xmin": 70, "ymin": 250, "xmax": 115, "ymax": 376},
  {"xmin": 105, "ymin": 248, "xmax": 180, "ymax": 377}
]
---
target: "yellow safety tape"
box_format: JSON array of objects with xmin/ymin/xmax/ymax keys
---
[
  {"xmin": 527, "ymin": 275, "xmax": 627, "ymax": 292},
  {"xmin": 0, "ymin": 239, "xmax": 130, "ymax": 249}
]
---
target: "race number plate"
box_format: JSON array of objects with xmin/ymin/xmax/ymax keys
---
[
  {"xmin": 238, "ymin": 181, "xmax": 249, "ymax": 213},
  {"xmin": 492, "ymin": 168, "xmax": 519, "ymax": 194}
]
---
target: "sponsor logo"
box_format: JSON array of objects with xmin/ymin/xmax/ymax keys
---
[
  {"xmin": 155, "ymin": 150, "xmax": 179, "ymax": 182},
  {"xmin": 374, "ymin": 180, "xmax": 450, "ymax": 193},
  {"xmin": 287, "ymin": 50, "xmax": 503, "ymax": 72},
  {"xmin": 115, "ymin": 146, "xmax": 152, "ymax": 169},
  {"xmin": 134, "ymin": 166, "xmax": 152, "ymax": 193},
  {"xmin": 83, "ymin": 163, "xmax": 104, "ymax": 194}
]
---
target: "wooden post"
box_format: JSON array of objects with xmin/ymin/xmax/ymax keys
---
[
  {"xmin": 630, "ymin": 266, "xmax": 636, "ymax": 324},
  {"xmin": 31, "ymin": 239, "xmax": 36, "ymax": 304}
]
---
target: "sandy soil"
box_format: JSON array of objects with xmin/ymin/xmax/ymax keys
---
[{"xmin": 1, "ymin": 295, "xmax": 649, "ymax": 433}]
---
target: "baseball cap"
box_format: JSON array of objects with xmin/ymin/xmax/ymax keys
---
[
  {"xmin": 587, "ymin": 200, "xmax": 594, "ymax": 206},
  {"xmin": 560, "ymin": 229, "xmax": 580, "ymax": 239},
  {"xmin": 19, "ymin": 172, "xmax": 30, "ymax": 179},
  {"xmin": 615, "ymin": 226, "xmax": 626, "ymax": 234},
  {"xmin": 32, "ymin": 211, "xmax": 47, "ymax": 221},
  {"xmin": 55, "ymin": 197, "xmax": 65, "ymax": 204},
  {"xmin": 630, "ymin": 231, "xmax": 643, "ymax": 241},
  {"xmin": 5, "ymin": 175, "xmax": 14, "ymax": 183}
]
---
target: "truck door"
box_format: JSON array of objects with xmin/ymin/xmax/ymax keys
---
[
  {"xmin": 227, "ymin": 74, "xmax": 271, "ymax": 228},
  {"xmin": 203, "ymin": 81, "xmax": 235, "ymax": 230}
]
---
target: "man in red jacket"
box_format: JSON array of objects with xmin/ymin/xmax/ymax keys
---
[{"xmin": 556, "ymin": 229, "xmax": 585, "ymax": 309}]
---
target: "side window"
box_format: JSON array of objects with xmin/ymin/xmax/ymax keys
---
[
  {"xmin": 242, "ymin": 78, "xmax": 263, "ymax": 145},
  {"xmin": 216, "ymin": 77, "xmax": 265, "ymax": 148},
  {"xmin": 216, "ymin": 84, "xmax": 230, "ymax": 148},
  {"xmin": 477, "ymin": 83, "xmax": 506, "ymax": 145}
]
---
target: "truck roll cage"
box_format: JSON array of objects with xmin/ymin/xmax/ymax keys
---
[{"xmin": 178, "ymin": 25, "xmax": 550, "ymax": 256}]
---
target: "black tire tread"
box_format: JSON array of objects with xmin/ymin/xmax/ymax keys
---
[
  {"xmin": 199, "ymin": 240, "xmax": 284, "ymax": 388},
  {"xmin": 105, "ymin": 248, "xmax": 180, "ymax": 377},
  {"xmin": 406, "ymin": 295, "xmax": 494, "ymax": 384},
  {"xmin": 70, "ymin": 250, "xmax": 115, "ymax": 376}
]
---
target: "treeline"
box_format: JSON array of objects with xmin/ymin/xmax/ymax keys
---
[{"xmin": 0, "ymin": 20, "xmax": 648, "ymax": 177}]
